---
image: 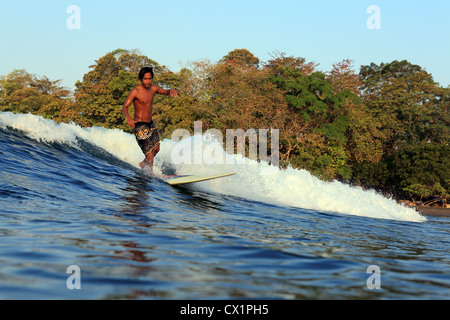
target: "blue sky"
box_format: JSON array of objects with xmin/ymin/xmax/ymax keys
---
[{"xmin": 1, "ymin": 0, "xmax": 449, "ymax": 89}]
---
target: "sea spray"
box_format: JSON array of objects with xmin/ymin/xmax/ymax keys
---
[
  {"xmin": 0, "ymin": 111, "xmax": 426, "ymax": 222},
  {"xmin": 157, "ymin": 133, "xmax": 426, "ymax": 222},
  {"xmin": 0, "ymin": 112, "xmax": 143, "ymax": 167}
]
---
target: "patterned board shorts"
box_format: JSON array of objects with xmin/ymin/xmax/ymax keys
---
[{"xmin": 133, "ymin": 121, "xmax": 160, "ymax": 157}]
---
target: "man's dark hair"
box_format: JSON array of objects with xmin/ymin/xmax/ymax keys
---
[{"xmin": 138, "ymin": 67, "xmax": 154, "ymax": 80}]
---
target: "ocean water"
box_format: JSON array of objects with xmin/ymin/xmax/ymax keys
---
[{"xmin": 0, "ymin": 111, "xmax": 449, "ymax": 300}]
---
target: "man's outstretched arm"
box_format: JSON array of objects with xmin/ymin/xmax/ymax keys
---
[{"xmin": 156, "ymin": 86, "xmax": 178, "ymax": 97}]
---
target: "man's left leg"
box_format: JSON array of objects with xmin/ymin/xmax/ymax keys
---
[{"xmin": 140, "ymin": 144, "xmax": 160, "ymax": 171}]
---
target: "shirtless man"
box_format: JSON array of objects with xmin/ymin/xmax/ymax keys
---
[{"xmin": 122, "ymin": 67, "xmax": 178, "ymax": 171}]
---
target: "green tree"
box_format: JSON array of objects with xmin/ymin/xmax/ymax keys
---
[
  {"xmin": 360, "ymin": 60, "xmax": 447, "ymax": 150},
  {"xmin": 267, "ymin": 55, "xmax": 355, "ymax": 180},
  {"xmin": 222, "ymin": 49, "xmax": 260, "ymax": 68},
  {"xmin": 205, "ymin": 55, "xmax": 286, "ymax": 131},
  {"xmin": 0, "ymin": 69, "xmax": 71, "ymax": 118},
  {"xmin": 326, "ymin": 60, "xmax": 386, "ymax": 179},
  {"xmin": 73, "ymin": 49, "xmax": 167, "ymax": 130},
  {"xmin": 391, "ymin": 142, "xmax": 449, "ymax": 200},
  {"xmin": 356, "ymin": 60, "xmax": 449, "ymax": 199}
]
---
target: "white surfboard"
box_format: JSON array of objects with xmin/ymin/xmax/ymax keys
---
[{"xmin": 162, "ymin": 172, "xmax": 236, "ymax": 186}]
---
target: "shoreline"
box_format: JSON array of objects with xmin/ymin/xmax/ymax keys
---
[{"xmin": 417, "ymin": 206, "xmax": 450, "ymax": 218}]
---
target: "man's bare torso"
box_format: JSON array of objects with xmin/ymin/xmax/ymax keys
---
[
  {"xmin": 132, "ymin": 84, "xmax": 158, "ymax": 123},
  {"xmin": 122, "ymin": 71, "xmax": 176, "ymax": 129}
]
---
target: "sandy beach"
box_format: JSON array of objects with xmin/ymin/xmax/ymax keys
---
[{"xmin": 417, "ymin": 207, "xmax": 450, "ymax": 217}]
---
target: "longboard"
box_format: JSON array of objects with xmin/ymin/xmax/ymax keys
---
[{"xmin": 162, "ymin": 172, "xmax": 236, "ymax": 186}]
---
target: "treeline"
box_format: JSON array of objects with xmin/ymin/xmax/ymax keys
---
[{"xmin": 0, "ymin": 48, "xmax": 448, "ymax": 201}]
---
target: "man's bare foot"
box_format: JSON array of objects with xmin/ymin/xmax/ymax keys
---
[
  {"xmin": 139, "ymin": 159, "xmax": 156, "ymax": 176},
  {"xmin": 139, "ymin": 159, "xmax": 148, "ymax": 169}
]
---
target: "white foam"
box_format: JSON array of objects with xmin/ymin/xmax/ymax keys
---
[
  {"xmin": 158, "ymin": 134, "xmax": 426, "ymax": 222},
  {"xmin": 0, "ymin": 112, "xmax": 143, "ymax": 167},
  {"xmin": 0, "ymin": 112, "xmax": 427, "ymax": 222}
]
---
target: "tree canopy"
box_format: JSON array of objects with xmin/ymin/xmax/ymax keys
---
[{"xmin": 1, "ymin": 49, "xmax": 448, "ymax": 202}]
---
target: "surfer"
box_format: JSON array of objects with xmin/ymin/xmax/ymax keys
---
[{"xmin": 122, "ymin": 67, "xmax": 178, "ymax": 171}]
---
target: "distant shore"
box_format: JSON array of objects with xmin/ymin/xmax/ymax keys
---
[
  {"xmin": 399, "ymin": 199, "xmax": 449, "ymax": 217},
  {"xmin": 417, "ymin": 206, "xmax": 450, "ymax": 217}
]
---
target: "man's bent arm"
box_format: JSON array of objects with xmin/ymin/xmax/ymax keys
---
[{"xmin": 122, "ymin": 89, "xmax": 136, "ymax": 127}]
